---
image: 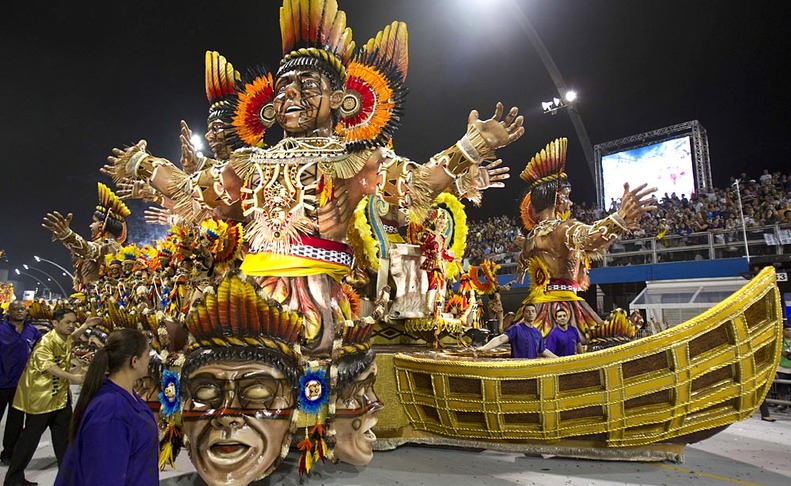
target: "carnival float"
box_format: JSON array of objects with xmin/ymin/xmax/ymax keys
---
[{"xmin": 32, "ymin": 0, "xmax": 781, "ymax": 484}]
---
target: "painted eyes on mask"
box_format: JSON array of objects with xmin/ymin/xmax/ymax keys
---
[{"xmin": 189, "ymin": 376, "xmax": 282, "ymax": 410}]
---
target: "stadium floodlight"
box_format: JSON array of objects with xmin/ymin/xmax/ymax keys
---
[
  {"xmin": 543, "ymin": 92, "xmax": 579, "ymax": 115},
  {"xmin": 20, "ymin": 264, "xmax": 68, "ymax": 296},
  {"xmin": 33, "ymin": 255, "xmax": 75, "ymax": 280},
  {"xmin": 542, "ymin": 97, "xmax": 567, "ymax": 115}
]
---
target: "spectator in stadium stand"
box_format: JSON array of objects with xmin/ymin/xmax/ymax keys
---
[
  {"xmin": 545, "ymin": 304, "xmax": 584, "ymax": 356},
  {"xmin": 461, "ymin": 169, "xmax": 791, "ymax": 264},
  {"xmin": 0, "ymin": 302, "xmax": 42, "ymax": 466}
]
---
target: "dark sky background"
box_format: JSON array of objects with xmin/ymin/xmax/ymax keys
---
[{"xmin": 1, "ymin": 0, "xmax": 788, "ymax": 292}]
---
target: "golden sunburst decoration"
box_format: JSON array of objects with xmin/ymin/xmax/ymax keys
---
[{"xmin": 524, "ymin": 256, "xmax": 552, "ymax": 305}]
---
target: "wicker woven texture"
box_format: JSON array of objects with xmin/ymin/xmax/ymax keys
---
[{"xmin": 393, "ymin": 267, "xmax": 782, "ymax": 447}]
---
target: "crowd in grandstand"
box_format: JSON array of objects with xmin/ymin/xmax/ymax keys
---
[{"xmin": 465, "ymin": 170, "xmax": 791, "ymax": 265}]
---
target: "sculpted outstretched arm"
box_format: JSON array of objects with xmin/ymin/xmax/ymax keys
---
[
  {"xmin": 565, "ymin": 183, "xmax": 656, "ymax": 253},
  {"xmin": 41, "ymin": 211, "xmax": 101, "ymax": 260},
  {"xmin": 376, "ymin": 103, "xmax": 523, "ymax": 218},
  {"xmin": 108, "ymin": 140, "xmax": 239, "ymax": 220}
]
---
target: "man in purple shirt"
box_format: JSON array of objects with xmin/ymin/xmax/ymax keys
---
[
  {"xmin": 477, "ymin": 303, "xmax": 557, "ymax": 359},
  {"xmin": 545, "ymin": 307, "xmax": 584, "ymax": 357},
  {"xmin": 0, "ymin": 302, "xmax": 42, "ymax": 465}
]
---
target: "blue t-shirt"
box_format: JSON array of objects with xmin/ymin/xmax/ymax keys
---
[
  {"xmin": 0, "ymin": 319, "xmax": 42, "ymax": 388},
  {"xmin": 55, "ymin": 378, "xmax": 159, "ymax": 486},
  {"xmin": 545, "ymin": 325, "xmax": 581, "ymax": 357},
  {"xmin": 504, "ymin": 322, "xmax": 546, "ymax": 358}
]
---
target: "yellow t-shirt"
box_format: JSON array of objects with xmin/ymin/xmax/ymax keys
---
[{"xmin": 13, "ymin": 329, "xmax": 73, "ymax": 415}]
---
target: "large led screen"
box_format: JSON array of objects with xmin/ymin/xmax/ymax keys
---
[{"xmin": 600, "ymin": 136, "xmax": 694, "ymax": 208}]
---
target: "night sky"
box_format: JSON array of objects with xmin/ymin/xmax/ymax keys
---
[{"xmin": 1, "ymin": 0, "xmax": 788, "ymax": 292}]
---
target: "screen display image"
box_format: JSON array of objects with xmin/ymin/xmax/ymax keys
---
[{"xmin": 601, "ymin": 136, "xmax": 694, "ymax": 208}]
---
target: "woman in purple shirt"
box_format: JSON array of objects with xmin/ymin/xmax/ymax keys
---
[{"xmin": 55, "ymin": 329, "xmax": 158, "ymax": 486}]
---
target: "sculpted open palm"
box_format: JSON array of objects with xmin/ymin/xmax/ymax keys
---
[{"xmin": 468, "ymin": 102, "xmax": 525, "ymax": 151}]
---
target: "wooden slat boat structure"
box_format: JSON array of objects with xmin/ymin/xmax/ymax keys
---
[{"xmin": 372, "ymin": 267, "xmax": 782, "ymax": 462}]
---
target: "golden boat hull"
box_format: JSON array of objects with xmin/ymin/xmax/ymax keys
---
[{"xmin": 373, "ymin": 267, "xmax": 782, "ymax": 459}]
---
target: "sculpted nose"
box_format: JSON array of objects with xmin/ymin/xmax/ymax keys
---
[
  {"xmin": 284, "ymin": 83, "xmax": 299, "ymax": 99},
  {"xmin": 212, "ymin": 413, "xmax": 245, "ymax": 430}
]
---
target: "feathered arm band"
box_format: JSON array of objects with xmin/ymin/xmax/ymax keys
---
[{"xmin": 564, "ymin": 214, "xmax": 629, "ymax": 254}]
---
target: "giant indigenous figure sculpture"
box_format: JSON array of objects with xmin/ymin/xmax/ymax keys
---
[
  {"xmin": 516, "ymin": 138, "xmax": 656, "ymax": 337},
  {"xmin": 100, "ymin": 0, "xmax": 523, "ymax": 483}
]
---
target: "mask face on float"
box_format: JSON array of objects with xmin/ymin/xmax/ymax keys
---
[
  {"xmin": 333, "ymin": 361, "xmax": 383, "ymax": 466},
  {"xmin": 135, "ymin": 374, "xmax": 161, "ymax": 402},
  {"xmin": 272, "ymin": 69, "xmax": 343, "ymax": 137},
  {"xmin": 182, "ymin": 361, "xmax": 294, "ymax": 486}
]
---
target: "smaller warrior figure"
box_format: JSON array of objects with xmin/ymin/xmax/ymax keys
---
[
  {"xmin": 517, "ymin": 138, "xmax": 656, "ymax": 337},
  {"xmin": 42, "ymin": 182, "xmax": 130, "ymax": 291}
]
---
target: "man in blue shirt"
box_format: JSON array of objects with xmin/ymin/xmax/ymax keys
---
[
  {"xmin": 477, "ymin": 303, "xmax": 557, "ymax": 359},
  {"xmin": 0, "ymin": 302, "xmax": 41, "ymax": 465},
  {"xmin": 545, "ymin": 307, "xmax": 584, "ymax": 357}
]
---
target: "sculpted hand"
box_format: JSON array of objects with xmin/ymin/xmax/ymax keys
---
[
  {"xmin": 467, "ymin": 102, "xmax": 525, "ymax": 150},
  {"xmin": 42, "ymin": 211, "xmax": 73, "ymax": 238},
  {"xmin": 145, "ymin": 207, "xmax": 179, "ymax": 226},
  {"xmin": 179, "ymin": 120, "xmax": 198, "ymax": 174},
  {"xmin": 107, "ymin": 140, "xmax": 148, "ymax": 178},
  {"xmin": 118, "ymin": 179, "xmax": 159, "ymax": 203},
  {"xmin": 99, "ymin": 163, "xmax": 115, "ymax": 179},
  {"xmin": 468, "ymin": 159, "xmax": 510, "ymax": 191},
  {"xmin": 617, "ymin": 183, "xmax": 657, "ymax": 230}
]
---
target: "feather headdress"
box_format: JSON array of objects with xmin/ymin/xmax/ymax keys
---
[
  {"xmin": 338, "ymin": 21, "xmax": 408, "ymax": 149},
  {"xmin": 278, "ymin": 0, "xmax": 356, "ymax": 89},
  {"xmin": 95, "ymin": 182, "xmax": 131, "ymax": 243},
  {"xmin": 205, "ymin": 51, "xmax": 244, "ymax": 151},
  {"xmin": 184, "ymin": 273, "xmax": 303, "ymax": 359},
  {"xmin": 519, "ymin": 138, "xmax": 568, "ymax": 187},
  {"xmin": 519, "ymin": 138, "xmax": 568, "ymax": 230}
]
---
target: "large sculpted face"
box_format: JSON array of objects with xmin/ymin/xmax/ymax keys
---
[
  {"xmin": 333, "ymin": 361, "xmax": 383, "ymax": 466},
  {"xmin": 204, "ymin": 118, "xmax": 233, "ymax": 161},
  {"xmin": 273, "ymin": 69, "xmax": 343, "ymax": 137},
  {"xmin": 182, "ymin": 361, "xmax": 294, "ymax": 486}
]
